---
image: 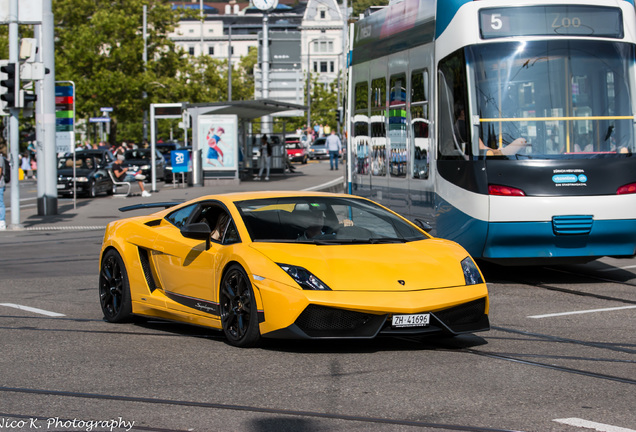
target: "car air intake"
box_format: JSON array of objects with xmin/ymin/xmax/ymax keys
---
[
  {"xmin": 552, "ymin": 215, "xmax": 593, "ymax": 235},
  {"xmin": 295, "ymin": 305, "xmax": 386, "ymax": 338}
]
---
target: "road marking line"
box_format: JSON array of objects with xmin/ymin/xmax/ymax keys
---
[
  {"xmin": 528, "ymin": 305, "xmax": 636, "ymax": 319},
  {"xmin": 0, "ymin": 303, "xmax": 66, "ymax": 317},
  {"xmin": 554, "ymin": 418, "xmax": 636, "ymax": 432}
]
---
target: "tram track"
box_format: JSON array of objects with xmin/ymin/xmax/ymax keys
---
[{"xmin": 0, "ymin": 386, "xmax": 522, "ymax": 432}]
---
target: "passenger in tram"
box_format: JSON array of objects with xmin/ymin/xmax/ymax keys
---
[{"xmin": 454, "ymin": 104, "xmax": 528, "ymax": 156}]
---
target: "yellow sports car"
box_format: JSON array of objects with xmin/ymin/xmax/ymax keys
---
[{"xmin": 99, "ymin": 191, "xmax": 489, "ymax": 347}]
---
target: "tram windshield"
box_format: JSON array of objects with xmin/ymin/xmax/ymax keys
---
[{"xmin": 464, "ymin": 40, "xmax": 635, "ymax": 159}]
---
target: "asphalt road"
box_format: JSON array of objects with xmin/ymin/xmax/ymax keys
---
[{"xmin": 0, "ymin": 166, "xmax": 634, "ymax": 432}]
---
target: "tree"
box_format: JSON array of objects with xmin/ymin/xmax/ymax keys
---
[{"xmin": 351, "ymin": 0, "xmax": 389, "ymax": 18}]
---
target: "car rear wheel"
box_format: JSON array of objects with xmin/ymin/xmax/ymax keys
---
[
  {"xmin": 219, "ymin": 264, "xmax": 260, "ymax": 347},
  {"xmin": 99, "ymin": 249, "xmax": 133, "ymax": 323}
]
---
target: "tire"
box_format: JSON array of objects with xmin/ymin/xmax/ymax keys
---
[
  {"xmin": 88, "ymin": 181, "xmax": 97, "ymax": 198},
  {"xmin": 107, "ymin": 182, "xmax": 115, "ymax": 196},
  {"xmin": 219, "ymin": 264, "xmax": 261, "ymax": 347},
  {"xmin": 99, "ymin": 249, "xmax": 133, "ymax": 323}
]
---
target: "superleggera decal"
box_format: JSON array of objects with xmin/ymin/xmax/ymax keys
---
[{"xmin": 165, "ymin": 291, "xmax": 221, "ymax": 316}]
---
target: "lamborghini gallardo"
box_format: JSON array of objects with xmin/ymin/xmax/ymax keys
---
[{"xmin": 99, "ymin": 191, "xmax": 489, "ymax": 347}]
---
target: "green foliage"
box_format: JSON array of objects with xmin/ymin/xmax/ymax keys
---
[
  {"xmin": 52, "ymin": 0, "xmax": 256, "ymax": 145},
  {"xmin": 351, "ymin": 0, "xmax": 389, "ymax": 17}
]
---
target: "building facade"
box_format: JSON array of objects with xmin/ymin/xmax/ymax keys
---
[{"xmin": 168, "ymin": 0, "xmax": 345, "ymax": 114}]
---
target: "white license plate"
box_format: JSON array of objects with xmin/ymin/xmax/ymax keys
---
[
  {"xmin": 56, "ymin": 184, "xmax": 66, "ymax": 189},
  {"xmin": 392, "ymin": 313, "xmax": 430, "ymax": 328}
]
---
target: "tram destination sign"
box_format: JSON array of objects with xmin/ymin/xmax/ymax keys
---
[{"xmin": 479, "ymin": 6, "xmax": 623, "ymax": 40}]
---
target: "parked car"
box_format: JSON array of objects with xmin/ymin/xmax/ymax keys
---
[
  {"xmin": 285, "ymin": 135, "xmax": 309, "ymax": 164},
  {"xmin": 122, "ymin": 148, "xmax": 166, "ymax": 181},
  {"xmin": 309, "ymin": 137, "xmax": 329, "ymax": 160},
  {"xmin": 75, "ymin": 148, "xmax": 116, "ymax": 166},
  {"xmin": 57, "ymin": 153, "xmax": 114, "ymax": 197}
]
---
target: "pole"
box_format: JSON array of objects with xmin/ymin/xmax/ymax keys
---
[
  {"xmin": 346, "ymin": 23, "xmax": 354, "ymax": 195},
  {"xmin": 8, "ymin": 0, "xmax": 20, "ymax": 227},
  {"xmin": 39, "ymin": 0, "xmax": 58, "ymax": 215},
  {"xmin": 306, "ymin": 38, "xmax": 321, "ymax": 132},
  {"xmin": 142, "ymin": 5, "xmax": 148, "ymax": 142},
  {"xmin": 261, "ymin": 13, "xmax": 270, "ymax": 134},
  {"xmin": 228, "ymin": 24, "xmax": 232, "ymax": 102}
]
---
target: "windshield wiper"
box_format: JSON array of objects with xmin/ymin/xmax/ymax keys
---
[{"xmin": 368, "ymin": 237, "xmax": 407, "ymax": 244}]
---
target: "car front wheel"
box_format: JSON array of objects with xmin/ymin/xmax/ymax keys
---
[
  {"xmin": 99, "ymin": 249, "xmax": 133, "ymax": 323},
  {"xmin": 219, "ymin": 264, "xmax": 261, "ymax": 347}
]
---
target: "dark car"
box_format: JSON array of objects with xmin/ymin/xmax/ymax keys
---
[
  {"xmin": 74, "ymin": 148, "xmax": 116, "ymax": 166},
  {"xmin": 123, "ymin": 148, "xmax": 166, "ymax": 181},
  {"xmin": 156, "ymin": 142, "xmax": 181, "ymax": 182},
  {"xmin": 57, "ymin": 153, "xmax": 115, "ymax": 197},
  {"xmin": 309, "ymin": 137, "xmax": 329, "ymax": 160}
]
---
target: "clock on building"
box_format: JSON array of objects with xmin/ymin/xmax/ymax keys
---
[{"xmin": 252, "ymin": 0, "xmax": 278, "ymax": 11}]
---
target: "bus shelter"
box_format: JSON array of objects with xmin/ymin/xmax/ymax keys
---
[{"xmin": 186, "ymin": 100, "xmax": 306, "ymax": 185}]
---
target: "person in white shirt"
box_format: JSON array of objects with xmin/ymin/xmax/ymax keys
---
[{"xmin": 325, "ymin": 129, "xmax": 342, "ymax": 170}]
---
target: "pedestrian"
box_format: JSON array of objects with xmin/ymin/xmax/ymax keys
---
[
  {"xmin": 0, "ymin": 148, "xmax": 7, "ymax": 230},
  {"xmin": 255, "ymin": 134, "xmax": 272, "ymax": 181},
  {"xmin": 112, "ymin": 154, "xmax": 151, "ymax": 197},
  {"xmin": 325, "ymin": 128, "xmax": 342, "ymax": 170},
  {"xmin": 20, "ymin": 152, "xmax": 31, "ymax": 179}
]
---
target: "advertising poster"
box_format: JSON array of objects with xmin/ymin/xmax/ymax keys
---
[{"xmin": 198, "ymin": 114, "xmax": 238, "ymax": 171}]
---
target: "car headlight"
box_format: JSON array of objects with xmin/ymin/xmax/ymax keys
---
[
  {"xmin": 277, "ymin": 263, "xmax": 331, "ymax": 291},
  {"xmin": 141, "ymin": 165, "xmax": 150, "ymax": 170},
  {"xmin": 461, "ymin": 257, "xmax": 484, "ymax": 285},
  {"xmin": 75, "ymin": 177, "xmax": 89, "ymax": 182}
]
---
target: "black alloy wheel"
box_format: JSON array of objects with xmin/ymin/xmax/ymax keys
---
[
  {"xmin": 99, "ymin": 249, "xmax": 133, "ymax": 323},
  {"xmin": 219, "ymin": 265, "xmax": 260, "ymax": 347}
]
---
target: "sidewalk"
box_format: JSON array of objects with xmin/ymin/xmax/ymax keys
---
[{"xmin": 10, "ymin": 161, "xmax": 345, "ymax": 231}]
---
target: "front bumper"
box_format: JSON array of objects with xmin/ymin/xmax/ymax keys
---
[{"xmin": 256, "ymin": 280, "xmax": 489, "ymax": 339}]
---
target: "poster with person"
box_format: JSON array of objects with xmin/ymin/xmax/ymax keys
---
[{"xmin": 198, "ymin": 115, "xmax": 238, "ymax": 171}]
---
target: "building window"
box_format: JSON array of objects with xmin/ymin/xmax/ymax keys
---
[
  {"xmin": 320, "ymin": 61, "xmax": 328, "ymax": 73},
  {"xmin": 208, "ymin": 29, "xmax": 214, "ymax": 33},
  {"xmin": 208, "ymin": 46, "xmax": 214, "ymax": 56},
  {"xmin": 189, "ymin": 46, "xmax": 195, "ymax": 55},
  {"xmin": 314, "ymin": 40, "xmax": 333, "ymax": 53},
  {"xmin": 320, "ymin": 10, "xmax": 326, "ymax": 19},
  {"xmin": 189, "ymin": 29, "xmax": 194, "ymax": 34},
  {"xmin": 313, "ymin": 61, "xmax": 318, "ymax": 73},
  {"xmin": 330, "ymin": 61, "xmax": 334, "ymax": 72}
]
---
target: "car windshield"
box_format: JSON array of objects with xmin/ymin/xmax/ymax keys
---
[
  {"xmin": 57, "ymin": 155, "xmax": 95, "ymax": 170},
  {"xmin": 312, "ymin": 139, "xmax": 326, "ymax": 148},
  {"xmin": 455, "ymin": 40, "xmax": 636, "ymax": 160},
  {"xmin": 124, "ymin": 149, "xmax": 150, "ymax": 160},
  {"xmin": 236, "ymin": 196, "xmax": 427, "ymax": 243}
]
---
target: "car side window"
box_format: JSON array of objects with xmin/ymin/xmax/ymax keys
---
[{"xmin": 165, "ymin": 204, "xmax": 198, "ymax": 229}]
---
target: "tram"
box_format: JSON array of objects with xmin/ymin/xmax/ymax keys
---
[{"xmin": 346, "ymin": 0, "xmax": 636, "ymax": 264}]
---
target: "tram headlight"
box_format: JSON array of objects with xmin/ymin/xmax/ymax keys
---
[{"xmin": 461, "ymin": 257, "xmax": 484, "ymax": 286}]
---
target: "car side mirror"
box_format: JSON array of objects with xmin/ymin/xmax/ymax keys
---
[
  {"xmin": 181, "ymin": 222, "xmax": 212, "ymax": 250},
  {"xmin": 414, "ymin": 218, "xmax": 433, "ymax": 233}
]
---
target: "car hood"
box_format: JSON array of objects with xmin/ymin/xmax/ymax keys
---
[{"xmin": 250, "ymin": 240, "xmax": 469, "ymax": 291}]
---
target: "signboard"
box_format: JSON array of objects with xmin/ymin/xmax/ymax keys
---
[
  {"xmin": 0, "ymin": 0, "xmax": 42, "ymax": 24},
  {"xmin": 259, "ymin": 31, "xmax": 301, "ymax": 70},
  {"xmin": 198, "ymin": 115, "xmax": 238, "ymax": 172},
  {"xmin": 171, "ymin": 150, "xmax": 191, "ymax": 174},
  {"xmin": 89, "ymin": 117, "xmax": 110, "ymax": 123},
  {"xmin": 55, "ymin": 83, "xmax": 75, "ymax": 154}
]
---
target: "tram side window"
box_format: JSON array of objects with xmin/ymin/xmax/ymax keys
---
[
  {"xmin": 389, "ymin": 73, "xmax": 407, "ymax": 178},
  {"xmin": 354, "ymin": 81, "xmax": 370, "ymax": 175},
  {"xmin": 438, "ymin": 49, "xmax": 470, "ymax": 160},
  {"xmin": 411, "ymin": 69, "xmax": 430, "ymax": 179},
  {"xmin": 371, "ymin": 77, "xmax": 387, "ymax": 176}
]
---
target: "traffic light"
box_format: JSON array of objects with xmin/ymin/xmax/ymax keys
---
[
  {"xmin": 20, "ymin": 89, "xmax": 37, "ymax": 108},
  {"xmin": 336, "ymin": 107, "xmax": 342, "ymax": 123},
  {"xmin": 0, "ymin": 62, "xmax": 18, "ymax": 108}
]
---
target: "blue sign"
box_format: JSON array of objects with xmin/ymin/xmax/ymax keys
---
[{"xmin": 171, "ymin": 150, "xmax": 191, "ymax": 173}]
